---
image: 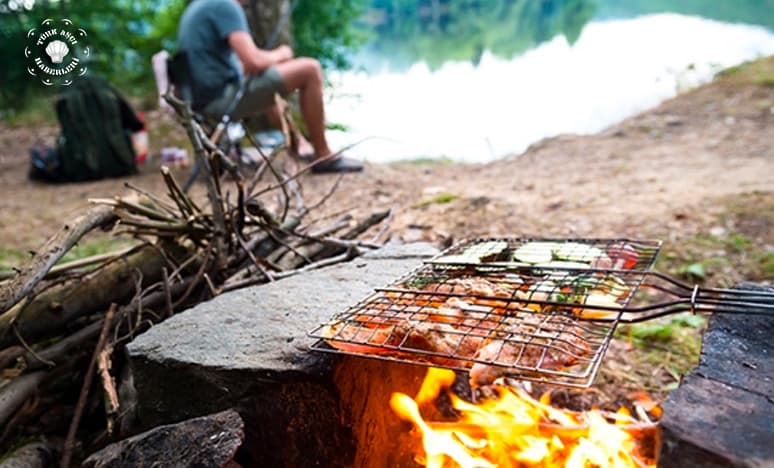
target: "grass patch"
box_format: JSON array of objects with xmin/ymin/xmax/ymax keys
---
[
  {"xmin": 608, "ymin": 312, "xmax": 708, "ymax": 395},
  {"xmin": 656, "ymin": 227, "xmax": 772, "ymax": 287},
  {"xmin": 0, "ymin": 238, "xmax": 135, "ymax": 276},
  {"xmin": 0, "ymin": 246, "xmax": 28, "ymax": 269},
  {"xmin": 755, "ymin": 74, "xmax": 774, "ymax": 87},
  {"xmin": 394, "ymin": 156, "xmax": 455, "ymax": 165},
  {"xmin": 59, "ymin": 238, "xmax": 136, "ymax": 264},
  {"xmin": 412, "ymin": 193, "xmax": 461, "ymax": 208},
  {"xmin": 600, "ymin": 191, "xmax": 772, "ymax": 398},
  {"xmin": 716, "ymin": 56, "xmax": 774, "ymax": 89},
  {"xmin": 2, "ymin": 94, "xmax": 58, "ymax": 127}
]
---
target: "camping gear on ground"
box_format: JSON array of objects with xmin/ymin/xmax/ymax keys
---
[
  {"xmin": 29, "ymin": 75, "xmax": 144, "ymax": 183},
  {"xmin": 160, "ymin": 147, "xmax": 190, "ymax": 167},
  {"xmin": 132, "ymin": 111, "xmax": 150, "ymax": 164}
]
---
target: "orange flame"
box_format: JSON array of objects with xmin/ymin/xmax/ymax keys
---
[{"xmin": 390, "ymin": 368, "xmax": 658, "ymax": 468}]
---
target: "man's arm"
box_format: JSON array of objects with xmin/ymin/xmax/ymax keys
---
[{"xmin": 229, "ymin": 31, "xmax": 293, "ymax": 74}]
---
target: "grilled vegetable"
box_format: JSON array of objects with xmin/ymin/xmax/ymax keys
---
[
  {"xmin": 435, "ymin": 240, "xmax": 508, "ymax": 264},
  {"xmin": 607, "ymin": 242, "xmax": 640, "ymax": 269},
  {"xmin": 512, "ymin": 242, "xmax": 558, "ymax": 264},
  {"xmin": 554, "ymin": 243, "xmax": 604, "ymax": 263},
  {"xmin": 535, "ymin": 260, "xmax": 591, "ymax": 270}
]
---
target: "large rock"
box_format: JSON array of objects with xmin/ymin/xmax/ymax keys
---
[
  {"xmin": 660, "ymin": 283, "xmax": 774, "ymax": 467},
  {"xmin": 83, "ymin": 409, "xmax": 243, "ymax": 468},
  {"xmin": 127, "ymin": 242, "xmax": 438, "ymax": 467}
]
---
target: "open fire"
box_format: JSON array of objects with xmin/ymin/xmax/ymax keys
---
[{"xmin": 390, "ymin": 368, "xmax": 659, "ymax": 468}]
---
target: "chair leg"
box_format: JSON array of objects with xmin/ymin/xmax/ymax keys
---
[{"xmin": 182, "ymin": 161, "xmax": 201, "ymax": 193}]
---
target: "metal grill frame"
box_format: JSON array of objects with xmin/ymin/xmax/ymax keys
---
[
  {"xmin": 309, "ymin": 287, "xmax": 618, "ymax": 387},
  {"xmin": 309, "ymin": 237, "xmax": 663, "ymax": 388}
]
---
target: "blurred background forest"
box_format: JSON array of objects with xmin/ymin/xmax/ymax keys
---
[{"xmin": 2, "ymin": 0, "xmax": 773, "ymax": 122}]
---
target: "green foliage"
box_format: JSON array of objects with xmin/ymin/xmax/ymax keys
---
[
  {"xmin": 0, "ymin": 0, "xmax": 364, "ymax": 115},
  {"xmin": 0, "ymin": 0, "xmax": 180, "ymax": 112},
  {"xmin": 60, "ymin": 238, "xmax": 135, "ymax": 264},
  {"xmin": 614, "ymin": 312, "xmax": 707, "ymax": 391},
  {"xmin": 625, "ymin": 312, "xmax": 706, "ymax": 343},
  {"xmin": 0, "ymin": 246, "xmax": 27, "ymax": 270},
  {"xmin": 677, "ymin": 262, "xmax": 706, "ymax": 281},
  {"xmin": 594, "ymin": 0, "xmax": 774, "ymax": 30},
  {"xmin": 412, "ymin": 193, "xmax": 460, "ymax": 208},
  {"xmin": 360, "ymin": 0, "xmax": 596, "ymax": 70},
  {"xmin": 293, "ymin": 0, "xmax": 368, "ymax": 70}
]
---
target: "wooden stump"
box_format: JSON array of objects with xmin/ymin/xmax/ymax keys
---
[
  {"xmin": 660, "ymin": 283, "xmax": 774, "ymax": 467},
  {"xmin": 334, "ymin": 357, "xmax": 428, "ymax": 468}
]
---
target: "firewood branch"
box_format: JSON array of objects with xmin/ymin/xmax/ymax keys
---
[{"xmin": 0, "ymin": 205, "xmax": 117, "ymax": 315}]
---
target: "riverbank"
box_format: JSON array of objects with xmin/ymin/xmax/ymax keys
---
[
  {"xmin": 2, "ymin": 56, "xmax": 772, "ymax": 269},
  {"xmin": 0, "ymin": 54, "xmax": 772, "ymax": 402}
]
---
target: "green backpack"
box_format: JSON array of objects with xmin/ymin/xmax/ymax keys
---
[{"xmin": 52, "ymin": 75, "xmax": 143, "ymax": 182}]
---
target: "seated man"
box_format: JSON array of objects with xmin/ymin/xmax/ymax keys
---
[{"xmin": 177, "ymin": 0, "xmax": 362, "ymax": 173}]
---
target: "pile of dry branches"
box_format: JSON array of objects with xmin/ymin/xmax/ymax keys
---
[{"xmin": 0, "ymin": 95, "xmax": 388, "ymax": 466}]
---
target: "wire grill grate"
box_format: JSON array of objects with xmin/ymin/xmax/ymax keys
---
[{"xmin": 309, "ymin": 237, "xmax": 773, "ymax": 388}]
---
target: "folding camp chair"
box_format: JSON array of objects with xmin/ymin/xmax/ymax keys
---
[{"xmin": 165, "ymin": 52, "xmax": 247, "ymax": 192}]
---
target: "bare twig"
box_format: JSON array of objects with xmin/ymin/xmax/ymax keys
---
[
  {"xmin": 0, "ymin": 205, "xmax": 117, "ymax": 315},
  {"xmin": 24, "ymin": 320, "xmax": 102, "ymax": 371},
  {"xmin": 61, "ymin": 304, "xmax": 115, "ymax": 468},
  {"xmin": 160, "ymin": 166, "xmax": 200, "ymax": 217},
  {"xmin": 0, "ymin": 247, "xmax": 135, "ymax": 282},
  {"xmin": 235, "ymin": 232, "xmax": 273, "ymax": 281},
  {"xmin": 247, "ymin": 147, "xmax": 283, "ymax": 194},
  {"xmin": 124, "ymin": 181, "xmax": 180, "ymax": 216},
  {"xmin": 161, "ymin": 268, "xmax": 173, "ymax": 318},
  {"xmin": 165, "ymin": 93, "xmax": 229, "ymax": 269},
  {"xmin": 222, "ymin": 248, "xmax": 356, "ymax": 292},
  {"xmin": 97, "ymin": 343, "xmax": 119, "ymax": 436},
  {"xmin": 13, "ymin": 323, "xmax": 55, "ymax": 367},
  {"xmin": 172, "ymin": 245, "xmax": 213, "ymax": 309},
  {"xmin": 301, "ymin": 174, "xmax": 343, "ymax": 216},
  {"xmin": 370, "ymin": 207, "xmax": 394, "ymax": 243},
  {"xmin": 244, "ymin": 129, "xmax": 292, "ymax": 221}
]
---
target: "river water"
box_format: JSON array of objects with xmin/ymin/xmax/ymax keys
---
[{"xmin": 326, "ymin": 8, "xmax": 774, "ymax": 163}]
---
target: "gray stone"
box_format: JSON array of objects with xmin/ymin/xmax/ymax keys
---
[
  {"xmin": 660, "ymin": 283, "xmax": 774, "ymax": 467},
  {"xmin": 126, "ymin": 243, "xmax": 438, "ymax": 467},
  {"xmin": 82, "ymin": 409, "xmax": 243, "ymax": 468},
  {"xmin": 128, "ymin": 241, "xmax": 437, "ymax": 375}
]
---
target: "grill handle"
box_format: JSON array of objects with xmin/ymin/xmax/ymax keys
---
[{"xmin": 615, "ymin": 272, "xmax": 774, "ymax": 323}]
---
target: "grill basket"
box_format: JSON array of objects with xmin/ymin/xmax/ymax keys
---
[{"xmin": 309, "ymin": 237, "xmax": 773, "ymax": 388}]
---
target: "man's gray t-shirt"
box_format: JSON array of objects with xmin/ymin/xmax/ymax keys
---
[{"xmin": 177, "ymin": 0, "xmax": 248, "ymax": 108}]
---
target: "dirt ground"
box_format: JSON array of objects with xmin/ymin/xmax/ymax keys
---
[
  {"xmin": 2, "ymin": 58, "xmax": 772, "ymax": 252},
  {"xmin": 1, "ymin": 56, "xmax": 772, "ymax": 403}
]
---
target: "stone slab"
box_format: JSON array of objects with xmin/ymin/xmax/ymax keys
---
[
  {"xmin": 128, "ymin": 241, "xmax": 437, "ymax": 374},
  {"xmin": 83, "ymin": 410, "xmax": 244, "ymax": 468},
  {"xmin": 126, "ymin": 242, "xmax": 438, "ymax": 466},
  {"xmin": 660, "ymin": 283, "xmax": 774, "ymax": 467}
]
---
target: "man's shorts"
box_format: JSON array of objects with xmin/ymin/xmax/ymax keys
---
[{"xmin": 202, "ymin": 66, "xmax": 287, "ymax": 120}]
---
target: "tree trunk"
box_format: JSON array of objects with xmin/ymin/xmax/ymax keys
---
[{"xmin": 245, "ymin": 0, "xmax": 292, "ymax": 48}]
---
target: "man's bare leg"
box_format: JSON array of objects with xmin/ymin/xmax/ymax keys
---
[
  {"xmin": 263, "ymin": 101, "xmax": 314, "ymax": 157},
  {"xmin": 275, "ymin": 58, "xmax": 332, "ymax": 159}
]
